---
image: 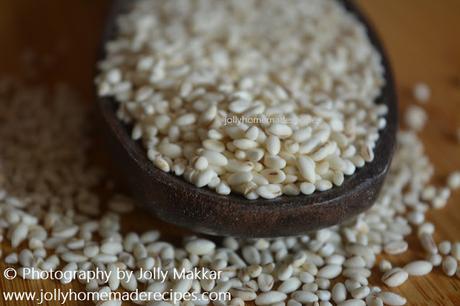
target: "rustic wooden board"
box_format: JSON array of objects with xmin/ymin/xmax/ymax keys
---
[{"xmin": 0, "ymin": 1, "xmax": 459, "ymax": 305}]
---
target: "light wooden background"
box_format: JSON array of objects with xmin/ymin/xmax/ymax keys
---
[{"xmin": 0, "ymin": 1, "xmax": 459, "ymax": 305}]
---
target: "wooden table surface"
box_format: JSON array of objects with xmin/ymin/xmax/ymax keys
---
[{"xmin": 0, "ymin": 1, "xmax": 459, "ymax": 305}]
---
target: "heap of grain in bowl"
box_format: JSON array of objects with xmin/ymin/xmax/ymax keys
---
[{"xmin": 96, "ymin": 0, "xmax": 387, "ymax": 199}]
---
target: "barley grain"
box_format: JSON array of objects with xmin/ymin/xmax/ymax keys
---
[
  {"xmin": 332, "ymin": 282, "xmax": 347, "ymax": 303},
  {"xmin": 381, "ymin": 268, "xmax": 408, "ymax": 287},
  {"xmin": 255, "ymin": 291, "xmax": 287, "ymax": 305},
  {"xmin": 378, "ymin": 292, "xmax": 406, "ymax": 305},
  {"xmin": 412, "ymin": 83, "xmax": 430, "ymax": 103},
  {"xmin": 291, "ymin": 291, "xmax": 318, "ymax": 303},
  {"xmin": 442, "ymin": 256, "xmax": 457, "ymax": 276},
  {"xmin": 337, "ymin": 299, "xmax": 366, "ymax": 306},
  {"xmin": 403, "ymin": 261, "xmax": 433, "ymax": 276}
]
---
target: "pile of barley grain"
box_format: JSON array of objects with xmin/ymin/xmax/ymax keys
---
[
  {"xmin": 1, "ymin": 79, "xmax": 459, "ymax": 306},
  {"xmin": 96, "ymin": 0, "xmax": 387, "ymax": 199}
]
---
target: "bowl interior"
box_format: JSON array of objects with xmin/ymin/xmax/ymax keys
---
[{"xmin": 96, "ymin": 0, "xmax": 398, "ymax": 236}]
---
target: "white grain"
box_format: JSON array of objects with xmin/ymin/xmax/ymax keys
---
[
  {"xmin": 381, "ymin": 268, "xmax": 408, "ymax": 287},
  {"xmin": 403, "ymin": 260, "xmax": 433, "ymax": 276},
  {"xmin": 378, "ymin": 292, "xmax": 407, "ymax": 306},
  {"xmin": 255, "ymin": 291, "xmax": 287, "ymax": 305},
  {"xmin": 442, "ymin": 256, "xmax": 457, "ymax": 276}
]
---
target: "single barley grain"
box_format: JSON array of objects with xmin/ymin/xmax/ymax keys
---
[
  {"xmin": 442, "ymin": 256, "xmax": 457, "ymax": 276},
  {"xmin": 447, "ymin": 171, "xmax": 460, "ymax": 190},
  {"xmin": 255, "ymin": 291, "xmax": 287, "ymax": 305},
  {"xmin": 378, "ymin": 292, "xmax": 407, "ymax": 306},
  {"xmin": 332, "ymin": 282, "xmax": 347, "ymax": 303},
  {"xmin": 413, "ymin": 82, "xmax": 431, "ymax": 103},
  {"xmin": 403, "ymin": 261, "xmax": 433, "ymax": 276},
  {"xmin": 404, "ymin": 105, "xmax": 427, "ymax": 131},
  {"xmin": 438, "ymin": 240, "xmax": 452, "ymax": 255},
  {"xmin": 337, "ymin": 299, "xmax": 366, "ymax": 306},
  {"xmin": 381, "ymin": 268, "xmax": 408, "ymax": 287}
]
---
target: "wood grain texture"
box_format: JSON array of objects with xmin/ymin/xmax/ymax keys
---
[{"xmin": 0, "ymin": 0, "xmax": 459, "ymax": 305}]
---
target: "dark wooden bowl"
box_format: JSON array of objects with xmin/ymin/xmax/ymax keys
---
[{"xmin": 95, "ymin": 0, "xmax": 398, "ymax": 238}]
